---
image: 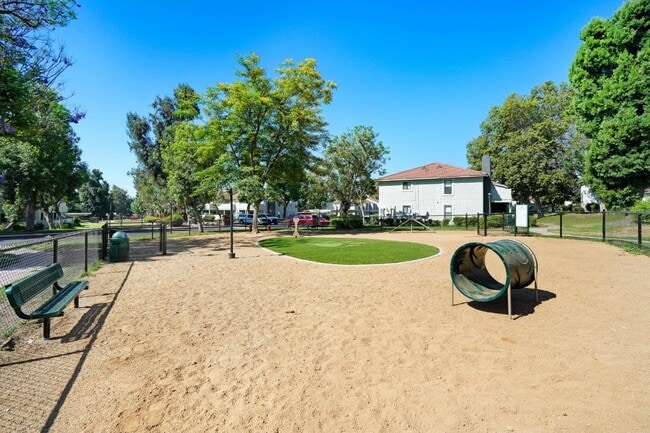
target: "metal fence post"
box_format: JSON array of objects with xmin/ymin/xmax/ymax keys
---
[
  {"xmin": 560, "ymin": 212, "xmax": 563, "ymax": 239},
  {"xmin": 53, "ymin": 239, "xmax": 58, "ymax": 263},
  {"xmin": 484, "ymin": 213, "xmax": 488, "ymax": 236},
  {"xmin": 84, "ymin": 232, "xmax": 89, "ymax": 273},
  {"xmin": 638, "ymin": 213, "xmax": 642, "ymax": 247},
  {"xmin": 602, "ymin": 210, "xmax": 606, "ymax": 241}
]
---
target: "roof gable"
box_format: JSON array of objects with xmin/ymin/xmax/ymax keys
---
[{"xmin": 378, "ymin": 162, "xmax": 486, "ymax": 181}]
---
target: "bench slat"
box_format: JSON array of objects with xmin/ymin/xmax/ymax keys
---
[
  {"xmin": 31, "ymin": 280, "xmax": 89, "ymax": 319},
  {"xmin": 4, "ymin": 263, "xmax": 90, "ymax": 339},
  {"xmin": 5, "ymin": 263, "xmax": 63, "ymax": 307}
]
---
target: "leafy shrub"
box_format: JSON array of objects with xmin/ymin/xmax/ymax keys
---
[
  {"xmin": 331, "ymin": 216, "xmax": 363, "ymax": 229},
  {"xmin": 442, "ymin": 219, "xmax": 450, "ymax": 226},
  {"xmin": 73, "ymin": 217, "xmax": 81, "ymax": 226},
  {"xmin": 203, "ymin": 214, "xmax": 215, "ymax": 222},
  {"xmin": 160, "ymin": 215, "xmax": 183, "ymax": 226},
  {"xmin": 631, "ymin": 200, "xmax": 650, "ymax": 222},
  {"xmin": 467, "ymin": 216, "xmax": 478, "ymax": 226},
  {"xmin": 430, "ymin": 219, "xmax": 441, "ymax": 227},
  {"xmin": 34, "ymin": 222, "xmax": 45, "ymax": 230},
  {"xmin": 452, "ymin": 216, "xmax": 465, "ymax": 227},
  {"xmin": 586, "ymin": 203, "xmax": 600, "ymax": 212},
  {"xmin": 478, "ymin": 215, "xmax": 506, "ymax": 228},
  {"xmin": 143, "ymin": 216, "xmax": 159, "ymax": 224}
]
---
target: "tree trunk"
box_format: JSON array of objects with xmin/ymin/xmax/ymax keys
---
[
  {"xmin": 190, "ymin": 206, "xmax": 204, "ymax": 233},
  {"xmin": 25, "ymin": 190, "xmax": 37, "ymax": 230},
  {"xmin": 252, "ymin": 202, "xmax": 261, "ymax": 234},
  {"xmin": 358, "ymin": 197, "xmax": 366, "ymax": 224}
]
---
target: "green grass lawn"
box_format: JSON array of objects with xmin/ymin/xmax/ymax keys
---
[{"xmin": 259, "ymin": 236, "xmax": 440, "ymax": 265}]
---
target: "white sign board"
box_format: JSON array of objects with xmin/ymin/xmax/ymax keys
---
[{"xmin": 515, "ymin": 204, "xmax": 529, "ymax": 228}]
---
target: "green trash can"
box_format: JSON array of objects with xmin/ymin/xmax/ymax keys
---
[{"xmin": 109, "ymin": 231, "xmax": 129, "ymax": 262}]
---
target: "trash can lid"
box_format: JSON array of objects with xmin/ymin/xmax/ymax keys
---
[{"xmin": 111, "ymin": 231, "xmax": 128, "ymax": 239}]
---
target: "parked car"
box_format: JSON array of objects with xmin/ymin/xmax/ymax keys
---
[
  {"xmin": 259, "ymin": 213, "xmax": 279, "ymax": 225},
  {"xmin": 284, "ymin": 213, "xmax": 330, "ymax": 227},
  {"xmin": 237, "ymin": 213, "xmax": 269, "ymax": 225}
]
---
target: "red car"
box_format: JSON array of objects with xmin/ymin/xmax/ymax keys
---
[{"xmin": 284, "ymin": 213, "xmax": 330, "ymax": 227}]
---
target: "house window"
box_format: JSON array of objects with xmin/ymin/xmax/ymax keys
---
[
  {"xmin": 444, "ymin": 180, "xmax": 452, "ymax": 194},
  {"xmin": 444, "ymin": 205, "xmax": 452, "ymax": 220},
  {"xmin": 402, "ymin": 181, "xmax": 411, "ymax": 190},
  {"xmin": 402, "ymin": 205, "xmax": 411, "ymax": 216}
]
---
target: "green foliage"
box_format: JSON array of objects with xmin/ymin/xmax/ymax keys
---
[
  {"xmin": 631, "ymin": 200, "xmax": 650, "ymax": 222},
  {"xmin": 143, "ymin": 215, "xmax": 159, "ymax": 224},
  {"xmin": 569, "ymin": 0, "xmax": 650, "ymax": 208},
  {"xmin": 478, "ymin": 215, "xmax": 508, "ymax": 228},
  {"xmin": 453, "ymin": 216, "xmax": 479, "ymax": 227},
  {"xmin": 467, "ymin": 82, "xmax": 586, "ymax": 212},
  {"xmin": 110, "ymin": 186, "xmax": 133, "ymax": 217},
  {"xmin": 324, "ymin": 125, "xmax": 388, "ymax": 217},
  {"xmin": 203, "ymin": 214, "xmax": 216, "ymax": 222},
  {"xmin": 159, "ymin": 214, "xmax": 184, "ymax": 227},
  {"xmin": 259, "ymin": 237, "xmax": 439, "ymax": 265},
  {"xmin": 78, "ymin": 169, "xmax": 110, "ymax": 217},
  {"xmin": 330, "ymin": 216, "xmax": 364, "ymax": 229},
  {"xmin": 631, "ymin": 200, "xmax": 650, "ymax": 213},
  {"xmin": 0, "ymin": 85, "xmax": 87, "ymax": 229},
  {"xmin": 203, "ymin": 53, "xmax": 336, "ymax": 231}
]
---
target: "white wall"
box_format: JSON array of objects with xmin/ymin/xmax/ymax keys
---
[{"xmin": 378, "ymin": 177, "xmax": 485, "ymax": 218}]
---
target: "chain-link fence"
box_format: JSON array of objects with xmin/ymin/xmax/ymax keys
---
[
  {"xmin": 0, "ymin": 223, "xmax": 169, "ymax": 338},
  {"xmin": 540, "ymin": 211, "xmax": 650, "ymax": 251},
  {"xmin": 0, "ymin": 230, "xmax": 102, "ymax": 338},
  {"xmin": 473, "ymin": 211, "xmax": 649, "ymax": 251}
]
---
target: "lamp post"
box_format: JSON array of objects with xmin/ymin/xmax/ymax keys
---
[{"xmin": 228, "ymin": 187, "xmax": 235, "ymax": 259}]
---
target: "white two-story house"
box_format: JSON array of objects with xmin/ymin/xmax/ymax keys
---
[{"xmin": 377, "ymin": 162, "xmax": 512, "ymax": 220}]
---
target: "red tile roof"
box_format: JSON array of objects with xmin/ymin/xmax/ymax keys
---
[{"xmin": 378, "ymin": 162, "xmax": 487, "ymax": 181}]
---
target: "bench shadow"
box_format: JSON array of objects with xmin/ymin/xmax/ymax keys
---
[
  {"xmin": 463, "ymin": 287, "xmax": 556, "ymax": 320},
  {"xmin": 39, "ymin": 262, "xmax": 135, "ymax": 432}
]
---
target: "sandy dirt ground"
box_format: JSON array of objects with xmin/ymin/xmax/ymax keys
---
[{"xmin": 1, "ymin": 230, "xmax": 648, "ymax": 433}]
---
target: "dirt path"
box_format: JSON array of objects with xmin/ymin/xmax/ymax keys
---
[{"xmin": 1, "ymin": 231, "xmax": 648, "ymax": 432}]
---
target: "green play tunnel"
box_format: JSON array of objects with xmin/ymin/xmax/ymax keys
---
[{"xmin": 450, "ymin": 239, "xmax": 536, "ymax": 302}]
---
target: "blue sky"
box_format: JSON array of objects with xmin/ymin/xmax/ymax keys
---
[{"xmin": 54, "ymin": 1, "xmax": 625, "ymax": 196}]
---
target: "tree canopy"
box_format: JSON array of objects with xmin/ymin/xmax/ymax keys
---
[
  {"xmin": 324, "ymin": 125, "xmax": 388, "ymax": 217},
  {"xmin": 202, "ymin": 53, "xmax": 336, "ymax": 231},
  {"xmin": 467, "ymin": 81, "xmax": 587, "ymax": 212},
  {"xmin": 569, "ymin": 0, "xmax": 650, "ymax": 208}
]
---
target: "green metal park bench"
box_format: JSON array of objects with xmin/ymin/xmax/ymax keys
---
[{"xmin": 5, "ymin": 263, "xmax": 89, "ymax": 339}]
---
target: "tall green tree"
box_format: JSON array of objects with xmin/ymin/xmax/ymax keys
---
[
  {"xmin": 324, "ymin": 125, "xmax": 388, "ymax": 218},
  {"xmin": 163, "ymin": 84, "xmax": 212, "ymax": 231},
  {"xmin": 110, "ymin": 185, "xmax": 132, "ymax": 218},
  {"xmin": 127, "ymin": 86, "xmax": 190, "ymax": 215},
  {"xmin": 467, "ymin": 81, "xmax": 587, "ymax": 213},
  {"xmin": 203, "ymin": 53, "xmax": 335, "ymax": 232},
  {"xmin": 569, "ymin": 0, "xmax": 650, "ymax": 208},
  {"xmin": 78, "ymin": 169, "xmax": 110, "ymax": 218},
  {"xmin": 0, "ymin": 85, "xmax": 86, "ymax": 228},
  {"xmin": 0, "ymin": 0, "xmax": 78, "ymax": 134}
]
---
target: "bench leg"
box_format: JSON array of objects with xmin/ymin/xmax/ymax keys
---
[
  {"xmin": 43, "ymin": 318, "xmax": 51, "ymax": 340},
  {"xmin": 74, "ymin": 296, "xmax": 79, "ymax": 308}
]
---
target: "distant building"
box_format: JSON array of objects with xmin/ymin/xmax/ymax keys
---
[{"xmin": 377, "ymin": 162, "xmax": 512, "ymax": 220}]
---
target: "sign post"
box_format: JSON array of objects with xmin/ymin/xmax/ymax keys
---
[{"xmin": 515, "ymin": 204, "xmax": 529, "ymax": 236}]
